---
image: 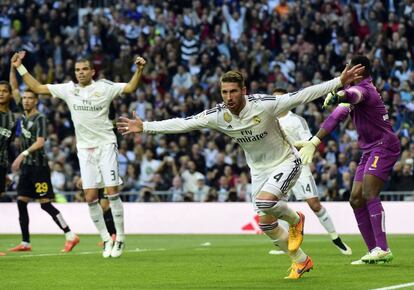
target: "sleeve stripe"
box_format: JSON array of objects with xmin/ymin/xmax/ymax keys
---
[{"xmin": 100, "ymin": 79, "xmax": 114, "ymax": 86}]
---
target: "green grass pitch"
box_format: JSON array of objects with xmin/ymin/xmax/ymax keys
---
[{"xmin": 1, "ymin": 234, "xmax": 413, "ymax": 289}]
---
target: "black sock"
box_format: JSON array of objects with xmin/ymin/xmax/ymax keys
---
[
  {"xmin": 17, "ymin": 200, "xmax": 30, "ymax": 243},
  {"xmin": 332, "ymin": 237, "xmax": 347, "ymax": 250},
  {"xmin": 104, "ymin": 208, "xmax": 116, "ymax": 236},
  {"xmin": 40, "ymin": 202, "xmax": 70, "ymax": 233}
]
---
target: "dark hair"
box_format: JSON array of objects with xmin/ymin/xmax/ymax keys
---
[
  {"xmin": 24, "ymin": 88, "xmax": 38, "ymax": 98},
  {"xmin": 220, "ymin": 71, "xmax": 245, "ymax": 88},
  {"xmin": 272, "ymin": 88, "xmax": 288, "ymax": 95},
  {"xmin": 0, "ymin": 81, "xmax": 12, "ymax": 93},
  {"xmin": 75, "ymin": 58, "xmax": 94, "ymax": 69},
  {"xmin": 350, "ymin": 55, "xmax": 371, "ymax": 78}
]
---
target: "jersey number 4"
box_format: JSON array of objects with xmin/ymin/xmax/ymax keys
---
[{"xmin": 273, "ymin": 173, "xmax": 283, "ymax": 182}]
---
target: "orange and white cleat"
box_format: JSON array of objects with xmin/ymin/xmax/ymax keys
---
[
  {"xmin": 0, "ymin": 252, "xmax": 6, "ymax": 256},
  {"xmin": 8, "ymin": 244, "xmax": 32, "ymax": 252},
  {"xmin": 285, "ymin": 256, "xmax": 314, "ymax": 279},
  {"xmin": 288, "ymin": 212, "xmax": 305, "ymax": 252},
  {"xmin": 62, "ymin": 235, "xmax": 80, "ymax": 253}
]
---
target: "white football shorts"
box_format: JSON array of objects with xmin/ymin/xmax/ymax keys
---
[
  {"xmin": 77, "ymin": 143, "xmax": 122, "ymax": 189},
  {"xmin": 288, "ymin": 174, "xmax": 319, "ymax": 201},
  {"xmin": 251, "ymin": 154, "xmax": 302, "ymax": 216}
]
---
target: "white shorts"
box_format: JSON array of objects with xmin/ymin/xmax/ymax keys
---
[
  {"xmin": 251, "ymin": 155, "xmax": 302, "ymax": 216},
  {"xmin": 288, "ymin": 175, "xmax": 319, "ymax": 201},
  {"xmin": 77, "ymin": 143, "xmax": 122, "ymax": 190}
]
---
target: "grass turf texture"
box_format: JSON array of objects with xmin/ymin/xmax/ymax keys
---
[{"xmin": 0, "ymin": 234, "xmax": 413, "ymax": 289}]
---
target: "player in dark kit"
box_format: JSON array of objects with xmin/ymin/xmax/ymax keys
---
[
  {"xmin": 295, "ymin": 55, "xmax": 399, "ymax": 264},
  {"xmin": 0, "ymin": 80, "xmax": 17, "ymax": 256},
  {"xmin": 8, "ymin": 62, "xmax": 79, "ymax": 253}
]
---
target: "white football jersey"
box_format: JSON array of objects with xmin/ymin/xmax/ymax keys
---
[
  {"xmin": 47, "ymin": 80, "xmax": 126, "ymax": 148},
  {"xmin": 278, "ymin": 111, "xmax": 313, "ymax": 177},
  {"xmin": 144, "ymin": 78, "xmax": 341, "ymax": 176}
]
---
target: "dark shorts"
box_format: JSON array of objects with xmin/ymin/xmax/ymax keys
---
[
  {"xmin": 98, "ymin": 188, "xmax": 107, "ymax": 200},
  {"xmin": 0, "ymin": 166, "xmax": 6, "ymax": 193},
  {"xmin": 17, "ymin": 165, "xmax": 55, "ymax": 199},
  {"xmin": 354, "ymin": 146, "xmax": 400, "ymax": 182}
]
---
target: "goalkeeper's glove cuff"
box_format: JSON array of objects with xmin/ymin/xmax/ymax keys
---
[{"xmin": 309, "ymin": 136, "xmax": 321, "ymax": 147}]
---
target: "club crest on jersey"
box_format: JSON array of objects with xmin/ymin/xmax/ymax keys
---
[
  {"xmin": 92, "ymin": 91, "xmax": 102, "ymax": 97},
  {"xmin": 22, "ymin": 127, "xmax": 31, "ymax": 138},
  {"xmin": 224, "ymin": 112, "xmax": 232, "ymax": 123},
  {"xmin": 253, "ymin": 116, "xmax": 261, "ymax": 124}
]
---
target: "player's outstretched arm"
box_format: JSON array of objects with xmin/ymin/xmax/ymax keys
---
[
  {"xmin": 117, "ymin": 110, "xmax": 212, "ymax": 136},
  {"xmin": 271, "ymin": 64, "xmax": 364, "ymax": 116},
  {"xmin": 123, "ymin": 56, "xmax": 146, "ymax": 94},
  {"xmin": 9, "ymin": 58, "xmax": 21, "ymax": 104},
  {"xmin": 11, "ymin": 51, "xmax": 50, "ymax": 95},
  {"xmin": 117, "ymin": 112, "xmax": 144, "ymax": 135}
]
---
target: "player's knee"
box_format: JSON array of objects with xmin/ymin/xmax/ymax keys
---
[
  {"xmin": 256, "ymin": 199, "xmax": 287, "ymax": 218},
  {"xmin": 362, "ymin": 189, "xmax": 378, "ymax": 201},
  {"xmin": 40, "ymin": 202, "xmax": 60, "ymax": 215},
  {"xmin": 307, "ymin": 198, "xmax": 322, "ymax": 212},
  {"xmin": 349, "ymin": 195, "xmax": 364, "ymax": 209},
  {"xmin": 258, "ymin": 220, "xmax": 279, "ymax": 232}
]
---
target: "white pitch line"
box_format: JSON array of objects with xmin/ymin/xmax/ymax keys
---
[
  {"xmin": 12, "ymin": 248, "xmax": 166, "ymax": 258},
  {"xmin": 372, "ymin": 282, "xmax": 414, "ymax": 290}
]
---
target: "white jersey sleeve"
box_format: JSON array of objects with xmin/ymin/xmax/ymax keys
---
[
  {"xmin": 143, "ymin": 109, "xmax": 217, "ymax": 134},
  {"xmin": 98, "ymin": 80, "xmax": 127, "ymax": 100},
  {"xmin": 47, "ymin": 82, "xmax": 75, "ymax": 101},
  {"xmin": 261, "ymin": 77, "xmax": 342, "ymax": 117}
]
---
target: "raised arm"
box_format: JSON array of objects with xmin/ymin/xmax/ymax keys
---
[
  {"xmin": 9, "ymin": 60, "xmax": 21, "ymax": 104},
  {"xmin": 123, "ymin": 56, "xmax": 146, "ymax": 94},
  {"xmin": 117, "ymin": 110, "xmax": 212, "ymax": 136},
  {"xmin": 11, "ymin": 51, "xmax": 50, "ymax": 95}
]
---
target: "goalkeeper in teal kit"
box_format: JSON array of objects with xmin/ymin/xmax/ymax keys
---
[{"xmin": 296, "ymin": 55, "xmax": 400, "ymax": 265}]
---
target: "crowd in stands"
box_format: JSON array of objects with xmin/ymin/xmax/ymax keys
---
[{"xmin": 0, "ymin": 0, "xmax": 413, "ymax": 202}]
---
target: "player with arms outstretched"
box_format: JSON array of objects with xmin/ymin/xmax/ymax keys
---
[
  {"xmin": 117, "ymin": 66, "xmax": 363, "ymax": 278},
  {"xmin": 295, "ymin": 55, "xmax": 399, "ymax": 264},
  {"xmin": 12, "ymin": 51, "xmax": 146, "ymax": 258}
]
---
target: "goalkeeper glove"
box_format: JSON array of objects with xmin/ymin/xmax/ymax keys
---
[
  {"xmin": 323, "ymin": 89, "xmax": 345, "ymax": 109},
  {"xmin": 294, "ymin": 136, "xmax": 321, "ymax": 164}
]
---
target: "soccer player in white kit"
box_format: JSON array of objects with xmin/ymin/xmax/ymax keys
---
[
  {"xmin": 12, "ymin": 51, "xmax": 146, "ymax": 258},
  {"xmin": 117, "ymin": 66, "xmax": 364, "ymax": 278},
  {"xmin": 273, "ymin": 88, "xmax": 352, "ymax": 255}
]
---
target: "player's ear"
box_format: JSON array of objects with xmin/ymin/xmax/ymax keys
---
[
  {"xmin": 91, "ymin": 69, "xmax": 96, "ymax": 77},
  {"xmin": 242, "ymin": 86, "xmax": 247, "ymax": 95}
]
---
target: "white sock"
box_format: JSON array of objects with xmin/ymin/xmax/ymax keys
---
[
  {"xmin": 88, "ymin": 200, "xmax": 111, "ymax": 242},
  {"xmin": 264, "ymin": 223, "xmax": 307, "ymax": 263},
  {"xmin": 265, "ymin": 224, "xmax": 289, "ymax": 253},
  {"xmin": 289, "ymin": 248, "xmax": 307, "ymax": 263},
  {"xmin": 256, "ymin": 200, "xmax": 299, "ymax": 226},
  {"xmin": 22, "ymin": 241, "xmax": 30, "ymax": 247},
  {"xmin": 65, "ymin": 231, "xmax": 76, "ymax": 241},
  {"xmin": 315, "ymin": 207, "xmax": 338, "ymax": 240},
  {"xmin": 108, "ymin": 194, "xmax": 125, "ymax": 241}
]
